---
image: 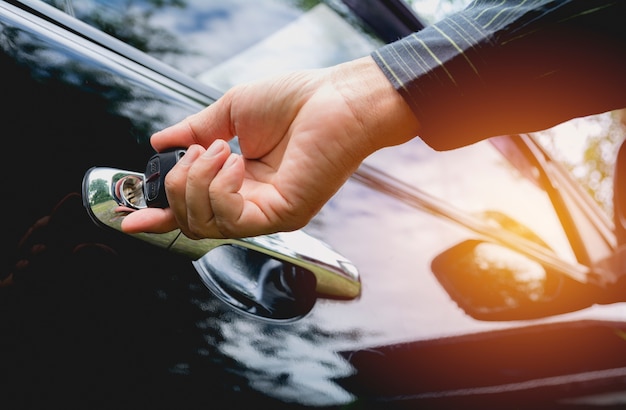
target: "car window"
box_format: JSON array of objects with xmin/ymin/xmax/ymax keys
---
[
  {"xmin": 406, "ymin": 0, "xmax": 472, "ymax": 24},
  {"xmin": 532, "ymin": 111, "xmax": 625, "ymax": 220},
  {"xmin": 41, "ymin": 0, "xmax": 384, "ymax": 91}
]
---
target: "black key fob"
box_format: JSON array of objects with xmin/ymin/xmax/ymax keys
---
[{"xmin": 144, "ymin": 148, "xmax": 186, "ymax": 208}]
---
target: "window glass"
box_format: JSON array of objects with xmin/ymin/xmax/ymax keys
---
[
  {"xmin": 405, "ymin": 0, "xmax": 472, "ymax": 24},
  {"xmin": 42, "ymin": 0, "xmax": 383, "ymax": 90},
  {"xmin": 364, "ymin": 138, "xmax": 579, "ymax": 264},
  {"xmin": 533, "ymin": 111, "xmax": 626, "ymax": 220}
]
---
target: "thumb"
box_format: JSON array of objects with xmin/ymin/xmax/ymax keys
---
[
  {"xmin": 150, "ymin": 121, "xmax": 197, "ymax": 152},
  {"xmin": 121, "ymin": 207, "xmax": 179, "ymax": 234}
]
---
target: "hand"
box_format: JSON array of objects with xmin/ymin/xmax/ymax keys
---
[{"xmin": 121, "ymin": 56, "xmax": 420, "ymax": 239}]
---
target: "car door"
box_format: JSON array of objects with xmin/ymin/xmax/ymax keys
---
[{"xmin": 2, "ymin": 1, "xmax": 625, "ymax": 409}]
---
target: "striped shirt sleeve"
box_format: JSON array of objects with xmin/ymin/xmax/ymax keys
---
[{"xmin": 371, "ymin": 0, "xmax": 626, "ymax": 150}]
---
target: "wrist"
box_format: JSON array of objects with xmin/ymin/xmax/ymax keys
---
[{"xmin": 331, "ymin": 56, "xmax": 421, "ymax": 155}]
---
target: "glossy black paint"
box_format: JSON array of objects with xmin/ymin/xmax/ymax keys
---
[
  {"xmin": 340, "ymin": 320, "xmax": 626, "ymax": 408},
  {"xmin": 0, "ymin": 2, "xmax": 252, "ymax": 407},
  {"xmin": 1, "ymin": 1, "xmax": 625, "ymax": 409}
]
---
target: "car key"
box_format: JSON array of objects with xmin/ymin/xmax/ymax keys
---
[{"xmin": 144, "ymin": 148, "xmax": 187, "ymax": 208}]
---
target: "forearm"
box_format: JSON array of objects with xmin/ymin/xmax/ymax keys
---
[{"xmin": 372, "ymin": 0, "xmax": 626, "ymax": 150}]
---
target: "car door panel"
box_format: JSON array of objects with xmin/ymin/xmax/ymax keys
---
[{"xmin": 2, "ymin": 1, "xmax": 626, "ymax": 409}]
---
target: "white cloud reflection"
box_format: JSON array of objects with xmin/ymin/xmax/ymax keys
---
[{"xmin": 196, "ymin": 4, "xmax": 381, "ymax": 91}]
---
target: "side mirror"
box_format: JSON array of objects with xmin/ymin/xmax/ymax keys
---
[
  {"xmin": 431, "ymin": 240, "xmax": 601, "ymax": 321},
  {"xmin": 82, "ymin": 166, "xmax": 360, "ymax": 322}
]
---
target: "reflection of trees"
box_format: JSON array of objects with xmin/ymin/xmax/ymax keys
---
[
  {"xmin": 577, "ymin": 111, "xmax": 626, "ymax": 218},
  {"xmin": 44, "ymin": 0, "xmax": 188, "ymax": 60},
  {"xmin": 88, "ymin": 178, "xmax": 109, "ymax": 205},
  {"xmin": 44, "ymin": 0, "xmax": 335, "ymax": 77},
  {"xmin": 536, "ymin": 111, "xmax": 626, "ymax": 219},
  {"xmin": 0, "ymin": 19, "xmax": 170, "ymax": 146}
]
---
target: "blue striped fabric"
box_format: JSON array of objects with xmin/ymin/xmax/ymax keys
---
[{"xmin": 372, "ymin": 0, "xmax": 626, "ymax": 149}]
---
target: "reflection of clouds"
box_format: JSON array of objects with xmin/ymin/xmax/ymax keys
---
[
  {"xmin": 218, "ymin": 317, "xmax": 355, "ymax": 406},
  {"xmin": 410, "ymin": 0, "xmax": 473, "ymax": 24},
  {"xmin": 5, "ymin": 19, "xmax": 188, "ymax": 134},
  {"xmin": 197, "ymin": 4, "xmax": 381, "ymax": 90},
  {"xmin": 150, "ymin": 0, "xmax": 301, "ymax": 77}
]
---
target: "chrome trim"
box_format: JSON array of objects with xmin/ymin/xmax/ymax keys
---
[{"xmin": 82, "ymin": 166, "xmax": 361, "ymax": 300}]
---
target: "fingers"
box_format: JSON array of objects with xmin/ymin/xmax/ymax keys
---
[
  {"xmin": 120, "ymin": 143, "xmax": 221, "ymax": 235},
  {"xmin": 121, "ymin": 140, "xmax": 249, "ymax": 238},
  {"xmin": 176, "ymin": 141, "xmax": 287, "ymax": 238},
  {"xmin": 150, "ymin": 121, "xmax": 198, "ymax": 152},
  {"xmin": 120, "ymin": 207, "xmax": 179, "ymax": 234},
  {"xmin": 150, "ymin": 94, "xmax": 235, "ymax": 152},
  {"xmin": 180, "ymin": 140, "xmax": 233, "ymax": 238},
  {"xmin": 206, "ymin": 153, "xmax": 250, "ymax": 236}
]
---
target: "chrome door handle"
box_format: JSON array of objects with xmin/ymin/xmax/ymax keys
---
[{"xmin": 82, "ymin": 166, "xmax": 361, "ymax": 313}]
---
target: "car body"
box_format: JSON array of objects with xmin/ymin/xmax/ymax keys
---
[{"xmin": 1, "ymin": 0, "xmax": 625, "ymax": 408}]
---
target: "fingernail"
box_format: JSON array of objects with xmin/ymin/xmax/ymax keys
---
[
  {"xmin": 204, "ymin": 140, "xmax": 225, "ymax": 158},
  {"xmin": 224, "ymin": 153, "xmax": 240, "ymax": 168},
  {"xmin": 177, "ymin": 145, "xmax": 197, "ymax": 165}
]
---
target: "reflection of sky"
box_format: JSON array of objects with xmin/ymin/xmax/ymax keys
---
[
  {"xmin": 65, "ymin": 0, "xmax": 477, "ymax": 85},
  {"xmin": 70, "ymin": 0, "xmax": 303, "ymax": 77},
  {"xmin": 218, "ymin": 319, "xmax": 355, "ymax": 406},
  {"xmin": 197, "ymin": 4, "xmax": 381, "ymax": 91},
  {"xmin": 150, "ymin": 0, "xmax": 302, "ymax": 77},
  {"xmin": 85, "ymin": 0, "xmax": 382, "ymax": 88},
  {"xmin": 409, "ymin": 0, "xmax": 473, "ymax": 24}
]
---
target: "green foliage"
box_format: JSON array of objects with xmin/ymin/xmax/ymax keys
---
[{"xmin": 536, "ymin": 110, "xmax": 626, "ymax": 219}]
